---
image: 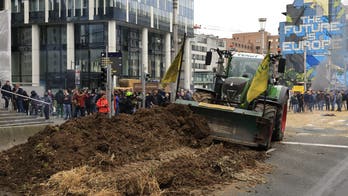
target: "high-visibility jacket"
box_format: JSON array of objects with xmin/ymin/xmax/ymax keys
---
[{"xmin": 96, "ymin": 97, "xmax": 110, "ymax": 114}]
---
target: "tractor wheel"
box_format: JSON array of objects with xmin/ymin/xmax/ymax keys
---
[
  {"xmin": 192, "ymin": 91, "xmax": 213, "ymax": 103},
  {"xmin": 272, "ymin": 103, "xmax": 288, "ymax": 141},
  {"xmin": 254, "ymin": 104, "xmax": 277, "ymax": 150}
]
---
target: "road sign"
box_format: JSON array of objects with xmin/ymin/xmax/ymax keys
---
[{"xmin": 101, "ymin": 57, "xmax": 113, "ymax": 66}]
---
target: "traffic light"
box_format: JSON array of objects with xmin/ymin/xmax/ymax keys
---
[
  {"xmin": 100, "ymin": 67, "xmax": 107, "ymax": 84},
  {"xmin": 145, "ymin": 73, "xmax": 150, "ymax": 81}
]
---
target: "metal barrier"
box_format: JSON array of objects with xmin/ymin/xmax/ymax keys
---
[{"xmin": 0, "ymin": 88, "xmax": 51, "ymax": 106}]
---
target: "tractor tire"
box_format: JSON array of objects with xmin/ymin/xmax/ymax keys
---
[
  {"xmin": 192, "ymin": 91, "xmax": 213, "ymax": 103},
  {"xmin": 254, "ymin": 103, "xmax": 277, "ymax": 150},
  {"xmin": 272, "ymin": 103, "xmax": 288, "ymax": 141}
]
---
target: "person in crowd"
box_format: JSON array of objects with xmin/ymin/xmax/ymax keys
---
[
  {"xmin": 90, "ymin": 89, "xmax": 98, "ymax": 114},
  {"xmin": 290, "ymin": 93, "xmax": 299, "ymax": 113},
  {"xmin": 343, "ymin": 91, "xmax": 348, "ymax": 111},
  {"xmin": 22, "ymin": 90, "xmax": 30, "ymax": 115},
  {"xmin": 42, "ymin": 92, "xmax": 51, "ymax": 120},
  {"xmin": 55, "ymin": 89, "xmax": 64, "ymax": 118},
  {"xmin": 85, "ymin": 90, "xmax": 92, "ymax": 115},
  {"xmin": 297, "ymin": 93, "xmax": 304, "ymax": 113},
  {"xmin": 163, "ymin": 92, "xmax": 171, "ymax": 106},
  {"xmin": 312, "ymin": 90, "xmax": 317, "ymax": 110},
  {"xmin": 330, "ymin": 91, "xmax": 336, "ymax": 111},
  {"xmin": 184, "ymin": 90, "xmax": 193, "ymax": 100},
  {"xmin": 325, "ymin": 91, "xmax": 331, "ymax": 111},
  {"xmin": 303, "ymin": 91, "xmax": 310, "ymax": 112},
  {"xmin": 145, "ymin": 92, "xmax": 152, "ymax": 108},
  {"xmin": 47, "ymin": 89, "xmax": 55, "ymax": 115},
  {"xmin": 15, "ymin": 84, "xmax": 25, "ymax": 113},
  {"xmin": 11, "ymin": 84, "xmax": 18, "ymax": 111},
  {"xmin": 63, "ymin": 89, "xmax": 72, "ymax": 120},
  {"xmin": 177, "ymin": 88, "xmax": 186, "ymax": 99},
  {"xmin": 30, "ymin": 90, "xmax": 40, "ymax": 115},
  {"xmin": 317, "ymin": 91, "xmax": 325, "ymax": 111},
  {"xmin": 336, "ymin": 91, "xmax": 343, "ymax": 112},
  {"xmin": 114, "ymin": 90, "xmax": 120, "ymax": 115},
  {"xmin": 151, "ymin": 89, "xmax": 164, "ymax": 106},
  {"xmin": 96, "ymin": 91, "xmax": 110, "ymax": 114},
  {"xmin": 123, "ymin": 91, "xmax": 135, "ymax": 114},
  {"xmin": 73, "ymin": 88, "xmax": 87, "ymax": 117},
  {"xmin": 1, "ymin": 80, "xmax": 12, "ymax": 109},
  {"xmin": 308, "ymin": 91, "xmax": 314, "ymax": 112}
]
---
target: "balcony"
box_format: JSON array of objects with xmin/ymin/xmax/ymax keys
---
[
  {"xmin": 29, "ymin": 11, "xmax": 45, "ymax": 23},
  {"xmin": 12, "ymin": 13, "xmax": 24, "ymax": 25}
]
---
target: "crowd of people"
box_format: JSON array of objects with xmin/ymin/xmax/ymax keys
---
[
  {"xmin": 3, "ymin": 80, "xmax": 347, "ymax": 120},
  {"xmin": 1, "ymin": 81, "xmax": 52, "ymax": 119},
  {"xmin": 289, "ymin": 90, "xmax": 348, "ymax": 113},
  {"xmin": 1, "ymin": 80, "xmax": 195, "ymax": 120}
]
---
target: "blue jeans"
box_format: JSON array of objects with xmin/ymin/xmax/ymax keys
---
[
  {"xmin": 63, "ymin": 104, "xmax": 71, "ymax": 120},
  {"xmin": 293, "ymin": 104, "xmax": 298, "ymax": 113},
  {"xmin": 17, "ymin": 99, "xmax": 24, "ymax": 113},
  {"xmin": 331, "ymin": 102, "xmax": 335, "ymax": 111},
  {"xmin": 3, "ymin": 96, "xmax": 10, "ymax": 108},
  {"xmin": 319, "ymin": 100, "xmax": 325, "ymax": 111}
]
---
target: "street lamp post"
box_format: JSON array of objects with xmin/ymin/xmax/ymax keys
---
[
  {"xmin": 258, "ymin": 18, "xmax": 267, "ymax": 54},
  {"xmin": 328, "ymin": 48, "xmax": 332, "ymax": 90},
  {"xmin": 171, "ymin": 0, "xmax": 179, "ymax": 102},
  {"xmin": 303, "ymin": 37, "xmax": 307, "ymax": 92},
  {"xmin": 192, "ymin": 54, "xmax": 196, "ymax": 87}
]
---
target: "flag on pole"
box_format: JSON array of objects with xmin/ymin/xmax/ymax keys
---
[
  {"xmin": 161, "ymin": 42, "xmax": 185, "ymax": 87},
  {"xmin": 246, "ymin": 52, "xmax": 271, "ymax": 103}
]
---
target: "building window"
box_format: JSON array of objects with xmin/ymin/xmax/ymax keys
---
[
  {"xmin": 30, "ymin": 0, "xmax": 45, "ymax": 11},
  {"xmin": 11, "ymin": 0, "xmax": 21, "ymax": 13},
  {"xmin": 89, "ymin": 24, "xmax": 105, "ymax": 44}
]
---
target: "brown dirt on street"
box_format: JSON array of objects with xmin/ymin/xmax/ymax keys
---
[{"xmin": 0, "ymin": 104, "xmax": 269, "ymax": 195}]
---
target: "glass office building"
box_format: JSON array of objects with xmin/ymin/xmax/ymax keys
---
[{"xmin": 9, "ymin": 0, "xmax": 194, "ymax": 89}]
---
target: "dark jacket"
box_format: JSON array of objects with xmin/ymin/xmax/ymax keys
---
[
  {"xmin": 1, "ymin": 84, "xmax": 11, "ymax": 97},
  {"xmin": 55, "ymin": 90, "xmax": 64, "ymax": 104}
]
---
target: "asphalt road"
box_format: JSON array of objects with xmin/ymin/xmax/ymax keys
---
[
  {"xmin": 251, "ymin": 111, "xmax": 348, "ymax": 196},
  {"xmin": 218, "ymin": 111, "xmax": 348, "ymax": 196}
]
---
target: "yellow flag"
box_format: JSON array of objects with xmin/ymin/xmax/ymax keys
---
[
  {"xmin": 246, "ymin": 52, "xmax": 270, "ymax": 103},
  {"xmin": 161, "ymin": 47, "xmax": 184, "ymax": 87},
  {"xmin": 336, "ymin": 7, "xmax": 345, "ymax": 19},
  {"xmin": 334, "ymin": 0, "xmax": 340, "ymax": 8},
  {"xmin": 305, "ymin": 0, "xmax": 329, "ymax": 16},
  {"xmin": 286, "ymin": 15, "xmax": 293, "ymax": 23}
]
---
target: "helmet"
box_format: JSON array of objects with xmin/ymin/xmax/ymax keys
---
[{"xmin": 126, "ymin": 91, "xmax": 133, "ymax": 97}]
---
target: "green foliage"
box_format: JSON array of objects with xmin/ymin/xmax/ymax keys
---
[{"xmin": 279, "ymin": 67, "xmax": 315, "ymax": 88}]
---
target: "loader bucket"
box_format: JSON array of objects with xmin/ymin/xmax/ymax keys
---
[{"xmin": 175, "ymin": 100, "xmax": 272, "ymax": 148}]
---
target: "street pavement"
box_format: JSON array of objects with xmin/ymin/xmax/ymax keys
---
[
  {"xmin": 218, "ymin": 110, "xmax": 348, "ymax": 196},
  {"xmin": 248, "ymin": 110, "xmax": 348, "ymax": 196}
]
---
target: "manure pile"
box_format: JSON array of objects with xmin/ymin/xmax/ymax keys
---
[{"xmin": 0, "ymin": 104, "xmax": 269, "ymax": 195}]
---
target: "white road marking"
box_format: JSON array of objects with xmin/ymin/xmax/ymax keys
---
[
  {"xmin": 266, "ymin": 148, "xmax": 276, "ymax": 154},
  {"xmin": 312, "ymin": 127, "xmax": 324, "ymax": 130},
  {"xmin": 296, "ymin": 133, "xmax": 312, "ymax": 136},
  {"xmin": 281, "ymin": 141, "xmax": 348, "ymax": 149},
  {"xmin": 305, "ymin": 124, "xmax": 314, "ymax": 126},
  {"xmin": 305, "ymin": 155, "xmax": 348, "ymax": 196},
  {"xmin": 287, "ymin": 132, "xmax": 348, "ymax": 137}
]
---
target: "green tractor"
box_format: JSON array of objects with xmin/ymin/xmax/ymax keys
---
[{"xmin": 177, "ymin": 49, "xmax": 289, "ymax": 149}]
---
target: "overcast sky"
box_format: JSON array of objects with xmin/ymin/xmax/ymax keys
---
[{"xmin": 194, "ymin": 0, "xmax": 348, "ymax": 38}]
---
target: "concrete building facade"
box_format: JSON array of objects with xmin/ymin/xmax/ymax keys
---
[
  {"xmin": 2, "ymin": 0, "xmax": 194, "ymax": 90},
  {"xmin": 191, "ymin": 34, "xmax": 226, "ymax": 90},
  {"xmin": 225, "ymin": 32, "xmax": 280, "ymax": 55}
]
